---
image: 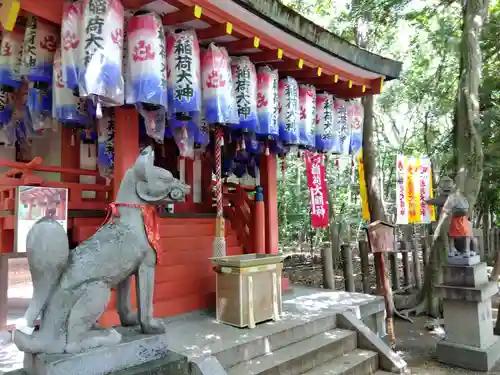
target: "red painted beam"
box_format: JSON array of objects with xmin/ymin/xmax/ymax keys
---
[
  {"xmin": 247, "ymin": 49, "xmax": 283, "ymax": 63},
  {"xmin": 218, "ymin": 36, "xmax": 260, "ymax": 54}
]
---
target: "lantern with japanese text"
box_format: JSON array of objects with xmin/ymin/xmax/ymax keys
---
[
  {"xmin": 98, "ymin": 108, "xmax": 115, "ymax": 178},
  {"xmin": 62, "ymin": 0, "xmax": 84, "ymax": 89},
  {"xmin": 194, "ymin": 113, "xmax": 210, "ymax": 150},
  {"xmin": 21, "ymin": 15, "xmax": 58, "ymax": 84},
  {"xmin": 0, "ymin": 29, "xmax": 24, "ymax": 89},
  {"xmin": 53, "ymin": 48, "xmax": 91, "ymax": 126},
  {"xmin": 231, "ymin": 56, "xmax": 258, "ymax": 133},
  {"xmin": 79, "ymin": 0, "xmax": 125, "ymax": 107},
  {"xmin": 126, "ymin": 11, "xmax": 167, "ymax": 142},
  {"xmin": 315, "ymin": 93, "xmax": 336, "ymax": 153},
  {"xmin": 349, "ymin": 100, "xmax": 364, "ymax": 154},
  {"xmin": 298, "ymin": 84, "xmax": 316, "ymax": 149},
  {"xmin": 256, "ymin": 66, "xmax": 279, "ymax": 141},
  {"xmin": 278, "ymin": 77, "xmax": 299, "ymax": 147},
  {"xmin": 0, "ymin": 89, "xmax": 14, "ymax": 125},
  {"xmin": 201, "ymin": 43, "xmax": 238, "ymax": 125},
  {"xmin": 335, "ymin": 99, "xmax": 349, "ymax": 155},
  {"xmin": 166, "ymin": 29, "xmax": 201, "ymax": 120}
]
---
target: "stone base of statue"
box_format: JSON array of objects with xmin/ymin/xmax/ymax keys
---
[
  {"xmin": 447, "ymin": 254, "xmax": 481, "ymax": 266},
  {"xmin": 21, "ymin": 328, "xmax": 180, "ymax": 375},
  {"xmin": 436, "ymin": 262, "xmax": 500, "ymax": 371}
]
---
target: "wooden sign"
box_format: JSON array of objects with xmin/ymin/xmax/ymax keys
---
[
  {"xmin": 0, "ymin": 0, "xmax": 21, "ymax": 31},
  {"xmin": 366, "ymin": 220, "xmax": 395, "ymax": 253}
]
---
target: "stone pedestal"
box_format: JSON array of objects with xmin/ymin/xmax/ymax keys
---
[{"xmin": 436, "ymin": 262, "xmax": 500, "ymax": 371}]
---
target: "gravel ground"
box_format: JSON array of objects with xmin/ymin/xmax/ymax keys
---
[{"xmin": 394, "ymin": 316, "xmax": 500, "ymax": 374}]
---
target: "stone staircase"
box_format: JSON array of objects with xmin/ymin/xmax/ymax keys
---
[
  {"xmin": 225, "ymin": 328, "xmax": 386, "ymax": 375},
  {"xmin": 106, "ymin": 310, "xmax": 406, "ymax": 375}
]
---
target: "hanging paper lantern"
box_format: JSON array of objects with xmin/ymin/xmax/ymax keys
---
[
  {"xmin": 231, "ymin": 56, "xmax": 258, "ymax": 133},
  {"xmin": 194, "ymin": 113, "xmax": 210, "ymax": 150},
  {"xmin": 335, "ymin": 99, "xmax": 349, "ymax": 155},
  {"xmin": 27, "ymin": 82, "xmax": 53, "ymax": 132},
  {"xmin": 81, "ymin": 127, "xmax": 98, "ymax": 144},
  {"xmin": 278, "ymin": 77, "xmax": 299, "ymax": 146},
  {"xmin": 256, "ymin": 66, "xmax": 279, "ymax": 140},
  {"xmin": 166, "ymin": 29, "xmax": 201, "ymax": 120},
  {"xmin": 201, "ymin": 43, "xmax": 238, "ymax": 125},
  {"xmin": 21, "ymin": 15, "xmax": 58, "ymax": 84},
  {"xmin": 349, "ymin": 100, "xmax": 364, "ymax": 154},
  {"xmin": 98, "ymin": 108, "xmax": 115, "ymax": 178},
  {"xmin": 269, "ymin": 140, "xmax": 289, "ymax": 157},
  {"xmin": 53, "ymin": 48, "xmax": 90, "ymax": 126},
  {"xmin": 315, "ymin": 93, "xmax": 336, "ymax": 153},
  {"xmin": 247, "ymin": 155, "xmax": 259, "ymax": 178},
  {"xmin": 298, "ymin": 84, "xmax": 316, "ymax": 149},
  {"xmin": 126, "ymin": 11, "xmax": 167, "ymax": 142},
  {"xmin": 169, "ymin": 118, "xmax": 196, "ymax": 158},
  {"xmin": 79, "ymin": 0, "xmax": 125, "ymax": 107},
  {"xmin": 0, "ymin": 89, "xmax": 14, "ymax": 125},
  {"xmin": 62, "ymin": 0, "xmax": 84, "ymax": 89},
  {"xmin": 0, "ymin": 29, "xmax": 24, "ymax": 89},
  {"xmin": 245, "ymin": 135, "xmax": 260, "ymax": 155}
]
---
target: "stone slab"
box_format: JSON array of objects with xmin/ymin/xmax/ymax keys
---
[
  {"xmin": 443, "ymin": 262, "xmax": 488, "ymax": 288},
  {"xmin": 435, "ymin": 281, "xmax": 498, "ymax": 302},
  {"xmin": 447, "ymin": 255, "xmax": 480, "ymax": 266},
  {"xmin": 442, "ymin": 299, "xmax": 495, "ymax": 349},
  {"xmin": 437, "ymin": 336, "xmax": 500, "ymax": 372},
  {"xmin": 22, "ymin": 328, "xmax": 175, "ymax": 375}
]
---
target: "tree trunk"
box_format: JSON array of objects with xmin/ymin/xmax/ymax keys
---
[{"xmin": 399, "ymin": 0, "xmax": 487, "ymax": 316}]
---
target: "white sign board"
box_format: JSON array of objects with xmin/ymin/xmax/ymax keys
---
[{"xmin": 15, "ymin": 186, "xmax": 68, "ymax": 253}]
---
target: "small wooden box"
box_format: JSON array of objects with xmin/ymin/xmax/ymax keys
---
[
  {"xmin": 212, "ymin": 255, "xmax": 285, "ymax": 328},
  {"xmin": 366, "ymin": 220, "xmax": 395, "ymax": 253}
]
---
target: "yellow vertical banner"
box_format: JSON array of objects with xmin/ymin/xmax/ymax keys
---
[
  {"xmin": 0, "ymin": 0, "xmax": 21, "ymax": 31},
  {"xmin": 406, "ymin": 157, "xmax": 421, "ymax": 223},
  {"xmin": 397, "ymin": 155, "xmax": 435, "ymax": 224},
  {"xmin": 357, "ymin": 150, "xmax": 370, "ymax": 221},
  {"xmin": 429, "ymin": 167, "xmax": 436, "ymax": 221}
]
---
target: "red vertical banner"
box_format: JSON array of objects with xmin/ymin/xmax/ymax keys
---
[{"xmin": 305, "ymin": 151, "xmax": 329, "ymax": 228}]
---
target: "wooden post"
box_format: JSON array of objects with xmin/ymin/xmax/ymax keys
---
[
  {"xmin": 252, "ymin": 186, "xmax": 266, "ymax": 254},
  {"xmin": 260, "ymin": 154, "xmax": 278, "ymax": 254},
  {"xmin": 114, "ymin": 108, "xmax": 139, "ymax": 199},
  {"xmin": 389, "ymin": 252, "xmax": 400, "ymax": 291},
  {"xmin": 412, "ymin": 239, "xmax": 422, "ymax": 290},
  {"xmin": 402, "ymin": 249, "xmax": 411, "ymax": 287},
  {"xmin": 358, "ymin": 240, "xmax": 370, "ymax": 293},
  {"xmin": 341, "ymin": 244, "xmax": 355, "ymax": 292}
]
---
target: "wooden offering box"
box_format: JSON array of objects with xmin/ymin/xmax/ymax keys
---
[{"xmin": 211, "ymin": 254, "xmax": 286, "ymax": 329}]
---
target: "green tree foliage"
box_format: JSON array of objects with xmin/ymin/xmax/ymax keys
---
[{"xmin": 277, "ymin": 0, "xmax": 500, "ymax": 254}]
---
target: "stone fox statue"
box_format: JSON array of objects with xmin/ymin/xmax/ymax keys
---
[{"xmin": 14, "ymin": 147, "xmax": 189, "ymax": 354}]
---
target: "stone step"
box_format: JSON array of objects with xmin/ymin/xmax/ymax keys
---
[
  {"xmin": 301, "ymin": 349, "xmax": 379, "ymax": 375},
  {"xmin": 215, "ymin": 313, "xmax": 339, "ymax": 369},
  {"xmin": 226, "ymin": 328, "xmax": 356, "ymax": 375}
]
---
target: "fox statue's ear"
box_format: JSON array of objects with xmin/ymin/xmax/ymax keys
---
[{"xmin": 134, "ymin": 147, "xmax": 155, "ymax": 182}]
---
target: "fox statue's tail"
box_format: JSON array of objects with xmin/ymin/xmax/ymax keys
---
[{"xmin": 22, "ymin": 218, "xmax": 69, "ymax": 328}]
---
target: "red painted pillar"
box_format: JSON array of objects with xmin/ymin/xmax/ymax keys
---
[
  {"xmin": 114, "ymin": 108, "xmax": 139, "ymax": 199},
  {"xmin": 260, "ymin": 154, "xmax": 278, "ymax": 254},
  {"xmin": 252, "ymin": 186, "xmax": 266, "ymax": 254}
]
